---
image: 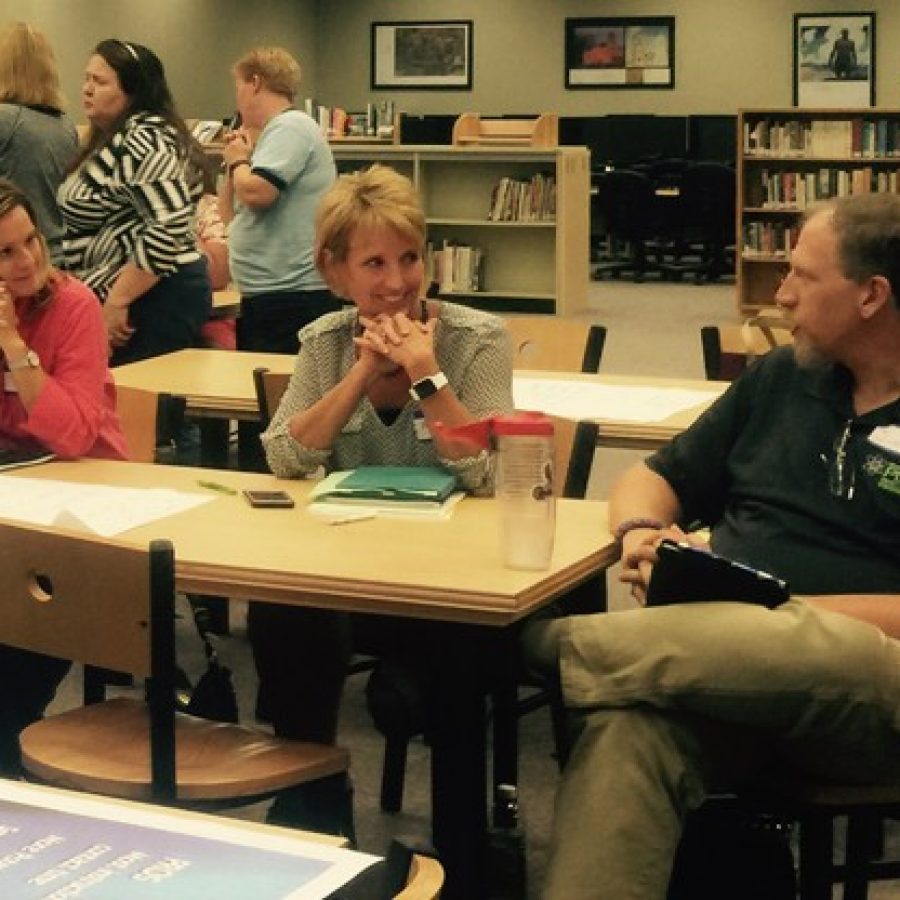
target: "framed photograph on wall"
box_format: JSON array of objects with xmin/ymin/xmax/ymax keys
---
[
  {"xmin": 793, "ymin": 12, "xmax": 875, "ymax": 108},
  {"xmin": 565, "ymin": 17, "xmax": 674, "ymax": 89},
  {"xmin": 371, "ymin": 20, "xmax": 473, "ymax": 90}
]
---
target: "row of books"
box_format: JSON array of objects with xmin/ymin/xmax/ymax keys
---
[
  {"xmin": 742, "ymin": 221, "xmax": 800, "ymax": 257},
  {"xmin": 302, "ymin": 99, "xmax": 396, "ymax": 140},
  {"xmin": 750, "ymin": 167, "xmax": 900, "ymax": 209},
  {"xmin": 744, "ymin": 118, "xmax": 900, "ymax": 159},
  {"xmin": 425, "ymin": 241, "xmax": 484, "ymax": 295},
  {"xmin": 487, "ymin": 174, "xmax": 556, "ymax": 222}
]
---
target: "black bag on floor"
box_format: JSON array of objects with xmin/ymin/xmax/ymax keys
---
[
  {"xmin": 175, "ymin": 602, "xmax": 239, "ymax": 724},
  {"xmin": 667, "ymin": 801, "xmax": 796, "ymax": 900}
]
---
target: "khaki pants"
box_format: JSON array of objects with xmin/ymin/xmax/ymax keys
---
[{"xmin": 542, "ymin": 599, "xmax": 900, "ymax": 899}]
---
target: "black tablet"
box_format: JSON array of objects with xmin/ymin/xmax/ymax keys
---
[{"xmin": 646, "ymin": 539, "xmax": 790, "ymax": 609}]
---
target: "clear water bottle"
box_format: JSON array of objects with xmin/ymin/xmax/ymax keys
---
[{"xmin": 493, "ymin": 412, "xmax": 556, "ymax": 570}]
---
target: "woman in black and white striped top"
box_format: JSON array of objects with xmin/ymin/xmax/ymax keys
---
[{"xmin": 58, "ymin": 39, "xmax": 210, "ymax": 365}]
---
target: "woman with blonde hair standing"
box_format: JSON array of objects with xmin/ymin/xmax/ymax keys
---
[{"xmin": 0, "ymin": 22, "xmax": 78, "ymax": 264}]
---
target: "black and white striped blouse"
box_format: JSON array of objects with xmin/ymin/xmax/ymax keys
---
[{"xmin": 58, "ymin": 111, "xmax": 200, "ymax": 300}]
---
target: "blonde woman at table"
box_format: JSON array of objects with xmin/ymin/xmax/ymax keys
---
[
  {"xmin": 58, "ymin": 39, "xmax": 210, "ymax": 365},
  {"xmin": 0, "ymin": 178, "xmax": 127, "ymax": 775},
  {"xmin": 253, "ymin": 164, "xmax": 514, "ymax": 836}
]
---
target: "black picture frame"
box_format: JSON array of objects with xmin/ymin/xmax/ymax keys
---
[
  {"xmin": 565, "ymin": 17, "xmax": 675, "ymax": 90},
  {"xmin": 371, "ymin": 20, "xmax": 473, "ymax": 91},
  {"xmin": 793, "ymin": 12, "xmax": 875, "ymax": 108}
]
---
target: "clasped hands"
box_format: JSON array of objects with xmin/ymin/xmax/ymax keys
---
[
  {"xmin": 0, "ymin": 285, "xmax": 24, "ymax": 360},
  {"xmin": 619, "ymin": 523, "xmax": 709, "ymax": 605},
  {"xmin": 222, "ymin": 129, "xmax": 251, "ymax": 169},
  {"xmin": 354, "ymin": 310, "xmax": 436, "ymax": 378}
]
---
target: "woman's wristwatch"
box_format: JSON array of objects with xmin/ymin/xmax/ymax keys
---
[{"xmin": 409, "ymin": 371, "xmax": 448, "ymax": 402}]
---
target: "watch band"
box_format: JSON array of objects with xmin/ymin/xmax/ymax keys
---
[
  {"xmin": 228, "ymin": 159, "xmax": 250, "ymax": 177},
  {"xmin": 409, "ymin": 371, "xmax": 449, "ymax": 402},
  {"xmin": 7, "ymin": 349, "xmax": 39, "ymax": 371}
]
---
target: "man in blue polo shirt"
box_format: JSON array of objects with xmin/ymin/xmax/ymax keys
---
[{"xmin": 528, "ymin": 192, "xmax": 900, "ymax": 899}]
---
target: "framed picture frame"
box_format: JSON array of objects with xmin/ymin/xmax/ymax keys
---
[
  {"xmin": 371, "ymin": 20, "xmax": 473, "ymax": 90},
  {"xmin": 793, "ymin": 12, "xmax": 875, "ymax": 108},
  {"xmin": 565, "ymin": 17, "xmax": 674, "ymax": 90}
]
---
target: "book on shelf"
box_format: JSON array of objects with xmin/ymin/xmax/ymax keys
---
[
  {"xmin": 742, "ymin": 221, "xmax": 799, "ymax": 257},
  {"xmin": 754, "ymin": 166, "xmax": 892, "ymax": 209},
  {"xmin": 487, "ymin": 173, "xmax": 556, "ymax": 222},
  {"xmin": 308, "ymin": 467, "xmax": 462, "ymax": 520},
  {"xmin": 745, "ymin": 116, "xmax": 900, "ymax": 159},
  {"xmin": 426, "ymin": 240, "xmax": 484, "ymax": 294}
]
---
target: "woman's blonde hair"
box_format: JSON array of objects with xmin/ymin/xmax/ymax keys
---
[
  {"xmin": 0, "ymin": 22, "xmax": 65, "ymax": 110},
  {"xmin": 0, "ymin": 178, "xmax": 55, "ymax": 312},
  {"xmin": 233, "ymin": 47, "xmax": 301, "ymax": 101},
  {"xmin": 315, "ymin": 165, "xmax": 426, "ymax": 287}
]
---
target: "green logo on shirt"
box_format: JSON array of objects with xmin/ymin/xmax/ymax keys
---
[{"xmin": 878, "ymin": 461, "xmax": 900, "ymax": 495}]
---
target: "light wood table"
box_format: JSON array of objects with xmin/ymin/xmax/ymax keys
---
[
  {"xmin": 112, "ymin": 349, "xmax": 294, "ymax": 468},
  {"xmin": 17, "ymin": 459, "xmax": 615, "ymax": 899},
  {"xmin": 212, "ymin": 286, "xmax": 240, "ymax": 318},
  {"xmin": 113, "ymin": 349, "xmax": 293, "ymax": 423},
  {"xmin": 112, "ymin": 350, "xmax": 727, "ymax": 458}
]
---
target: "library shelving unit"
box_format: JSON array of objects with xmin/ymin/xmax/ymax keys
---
[
  {"xmin": 738, "ymin": 107, "xmax": 900, "ymax": 315},
  {"xmin": 330, "ymin": 142, "xmax": 589, "ymax": 316}
]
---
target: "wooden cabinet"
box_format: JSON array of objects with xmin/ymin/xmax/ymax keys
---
[
  {"xmin": 737, "ymin": 108, "xmax": 900, "ymax": 315},
  {"xmin": 330, "ymin": 145, "xmax": 590, "ymax": 316}
]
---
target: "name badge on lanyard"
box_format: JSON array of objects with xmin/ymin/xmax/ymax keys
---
[{"xmin": 412, "ymin": 409, "xmax": 432, "ymax": 442}]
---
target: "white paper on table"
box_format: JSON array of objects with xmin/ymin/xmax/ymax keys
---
[
  {"xmin": 512, "ymin": 377, "xmax": 721, "ymax": 423},
  {"xmin": 0, "ymin": 475, "xmax": 213, "ymax": 537}
]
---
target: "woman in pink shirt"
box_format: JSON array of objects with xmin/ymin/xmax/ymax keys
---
[
  {"xmin": 0, "ymin": 176, "xmax": 127, "ymax": 774},
  {"xmin": 0, "ymin": 177, "xmax": 127, "ymax": 459}
]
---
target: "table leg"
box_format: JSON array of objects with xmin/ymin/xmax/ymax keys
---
[
  {"xmin": 429, "ymin": 622, "xmax": 489, "ymax": 900},
  {"xmin": 199, "ymin": 419, "xmax": 230, "ymax": 469}
]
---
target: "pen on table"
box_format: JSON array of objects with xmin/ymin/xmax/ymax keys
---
[
  {"xmin": 328, "ymin": 512, "xmax": 377, "ymax": 526},
  {"xmin": 197, "ymin": 480, "xmax": 237, "ymax": 495}
]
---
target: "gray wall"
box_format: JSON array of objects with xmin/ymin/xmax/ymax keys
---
[
  {"xmin": 5, "ymin": 1, "xmax": 320, "ymax": 119},
  {"xmin": 316, "ymin": 0, "xmax": 900, "ymax": 115},
  {"xmin": 4, "ymin": 0, "xmax": 898, "ymax": 120}
]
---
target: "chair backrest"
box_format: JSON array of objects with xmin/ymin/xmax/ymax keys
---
[
  {"xmin": 503, "ymin": 317, "xmax": 606, "ymax": 374},
  {"xmin": 253, "ymin": 367, "xmax": 292, "ymax": 429},
  {"xmin": 115, "ymin": 385, "xmax": 162, "ymax": 463},
  {"xmin": 0, "ymin": 521, "xmax": 178, "ymax": 796},
  {"xmin": 591, "ymin": 169, "xmax": 658, "ymax": 240},
  {"xmin": 700, "ymin": 314, "xmax": 793, "ymax": 381},
  {"xmin": 551, "ymin": 416, "xmax": 600, "ymax": 500},
  {"xmin": 394, "ymin": 853, "xmax": 445, "ymax": 900},
  {"xmin": 679, "ymin": 162, "xmax": 736, "ymax": 234}
]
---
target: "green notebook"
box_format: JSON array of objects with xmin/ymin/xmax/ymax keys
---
[{"xmin": 311, "ymin": 466, "xmax": 457, "ymax": 506}]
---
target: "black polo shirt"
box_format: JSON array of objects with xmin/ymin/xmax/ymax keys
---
[{"xmin": 648, "ymin": 347, "xmax": 900, "ymax": 595}]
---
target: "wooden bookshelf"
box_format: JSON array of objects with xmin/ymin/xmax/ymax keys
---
[
  {"xmin": 331, "ymin": 144, "xmax": 589, "ymax": 316},
  {"xmin": 737, "ymin": 108, "xmax": 900, "ymax": 314}
]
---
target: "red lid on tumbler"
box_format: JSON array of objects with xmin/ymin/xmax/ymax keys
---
[{"xmin": 492, "ymin": 412, "xmax": 554, "ymax": 436}]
